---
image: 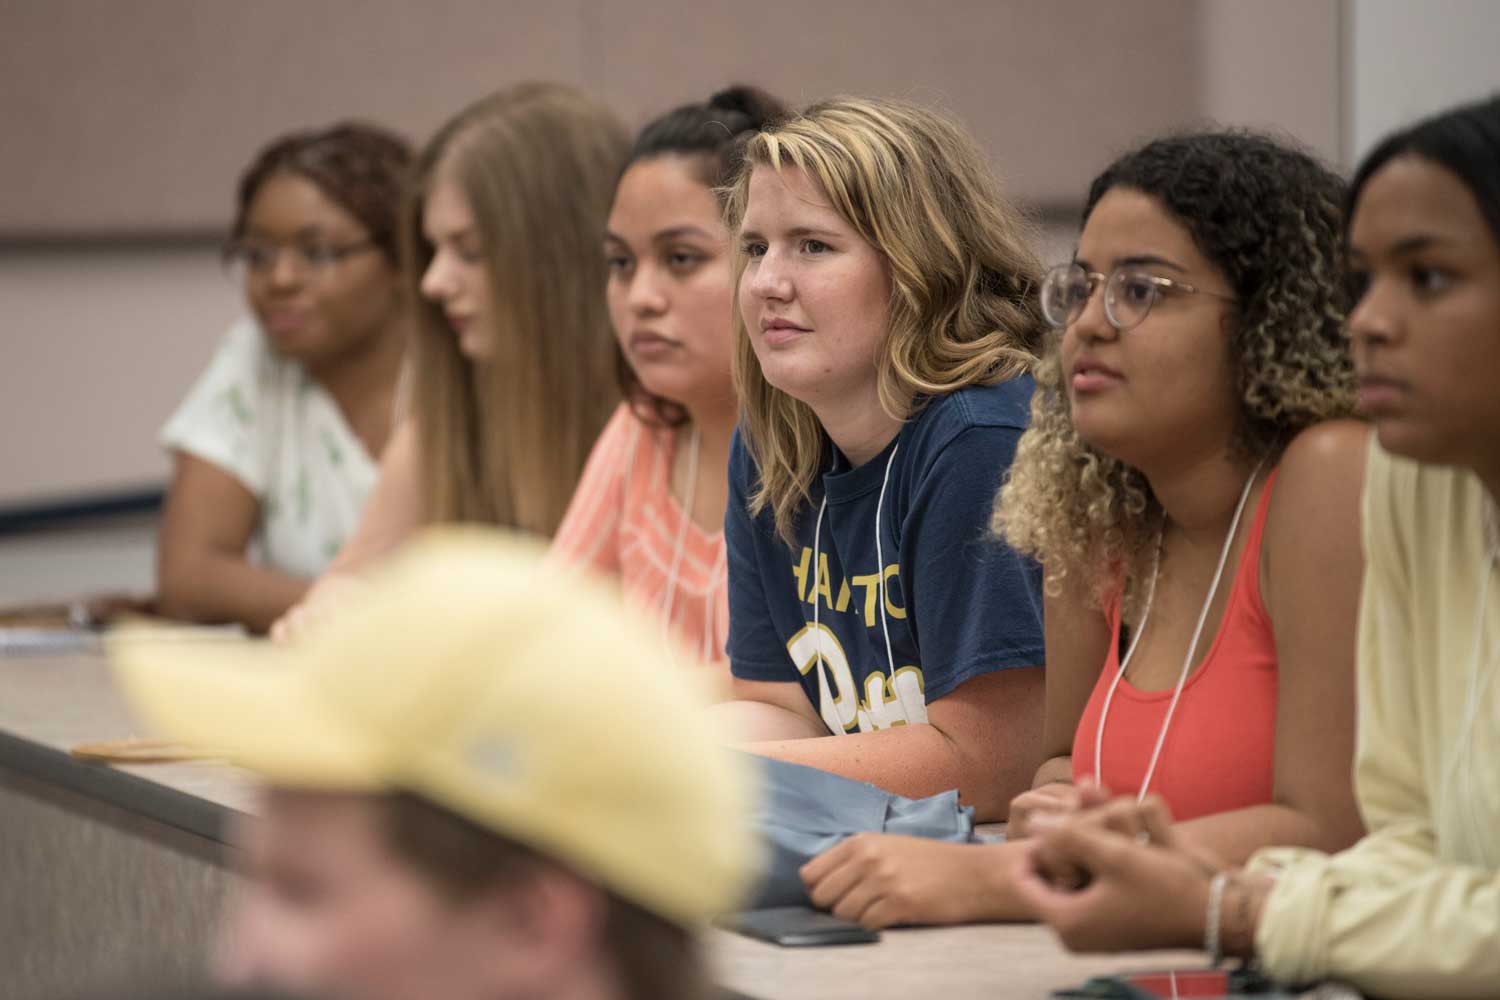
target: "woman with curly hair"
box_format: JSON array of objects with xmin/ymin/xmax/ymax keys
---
[
  {"xmin": 718, "ymin": 97, "xmax": 1048, "ymax": 821},
  {"xmin": 1019, "ymin": 94, "xmax": 1500, "ymax": 999},
  {"xmin": 801, "ymin": 130, "xmax": 1368, "ymax": 929}
]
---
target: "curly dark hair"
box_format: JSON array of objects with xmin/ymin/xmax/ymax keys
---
[
  {"xmin": 996, "ymin": 130, "xmax": 1358, "ymax": 611},
  {"xmin": 230, "ymin": 122, "xmax": 413, "ymax": 264},
  {"xmin": 614, "ymin": 86, "xmax": 786, "ymax": 428}
]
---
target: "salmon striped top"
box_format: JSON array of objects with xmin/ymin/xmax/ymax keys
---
[{"xmin": 550, "ymin": 403, "xmax": 729, "ymax": 668}]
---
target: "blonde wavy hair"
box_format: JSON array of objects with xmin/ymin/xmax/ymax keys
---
[
  {"xmin": 404, "ymin": 83, "xmax": 627, "ymax": 535},
  {"xmin": 724, "ymin": 97, "xmax": 1047, "ymax": 546},
  {"xmin": 995, "ymin": 131, "xmax": 1358, "ymax": 616}
]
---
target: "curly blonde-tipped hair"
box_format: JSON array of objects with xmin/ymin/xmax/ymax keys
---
[
  {"xmin": 724, "ymin": 97, "xmax": 1047, "ymax": 546},
  {"xmin": 995, "ymin": 130, "xmax": 1358, "ymax": 616}
]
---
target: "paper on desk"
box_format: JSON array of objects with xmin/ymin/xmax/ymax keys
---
[{"xmin": 0, "ymin": 623, "xmax": 245, "ymax": 657}]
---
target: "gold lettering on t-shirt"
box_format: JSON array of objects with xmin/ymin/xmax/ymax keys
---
[
  {"xmin": 851, "ymin": 573, "xmax": 881, "ymax": 627},
  {"xmin": 882, "ymin": 563, "xmax": 907, "ymax": 620},
  {"xmin": 791, "ymin": 546, "xmax": 812, "ymax": 603},
  {"xmin": 787, "ymin": 623, "xmax": 928, "ymax": 733},
  {"xmin": 794, "ymin": 552, "xmax": 903, "ymax": 624}
]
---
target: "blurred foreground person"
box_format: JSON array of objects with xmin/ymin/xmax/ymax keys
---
[{"xmin": 110, "ymin": 529, "xmax": 758, "ymax": 1000}]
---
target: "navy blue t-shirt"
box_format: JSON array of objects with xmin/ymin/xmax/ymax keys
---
[{"xmin": 726, "ymin": 377, "xmax": 1046, "ymax": 734}]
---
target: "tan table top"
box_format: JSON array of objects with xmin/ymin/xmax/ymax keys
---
[
  {"xmin": 711, "ymin": 921, "xmax": 1207, "ymax": 1000},
  {"xmin": 0, "ymin": 647, "xmax": 256, "ymax": 817}
]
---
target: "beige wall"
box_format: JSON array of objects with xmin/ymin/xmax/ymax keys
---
[
  {"xmin": 3, "ymin": 0, "xmax": 1205, "ymax": 235},
  {"xmin": 0, "ymin": 246, "xmax": 238, "ymax": 504},
  {"xmin": 1198, "ymin": 0, "xmax": 1342, "ymax": 164},
  {"xmin": 1345, "ymin": 0, "xmax": 1500, "ymax": 163},
  {"xmin": 2, "ymin": 0, "xmax": 1350, "ymax": 507}
]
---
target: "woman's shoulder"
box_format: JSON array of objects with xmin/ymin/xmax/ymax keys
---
[
  {"xmin": 574, "ymin": 402, "xmax": 662, "ymax": 489},
  {"xmin": 904, "ymin": 374, "xmax": 1037, "ymax": 462},
  {"xmin": 597, "ymin": 401, "xmax": 657, "ymax": 452},
  {"xmin": 204, "ymin": 316, "xmax": 314, "ymax": 404},
  {"xmin": 1270, "ymin": 420, "xmax": 1370, "ymax": 507},
  {"xmin": 941, "ymin": 373, "xmax": 1037, "ymax": 430},
  {"xmin": 1362, "ymin": 438, "xmax": 1489, "ymax": 561},
  {"xmin": 1262, "ymin": 420, "xmax": 1370, "ymax": 569}
]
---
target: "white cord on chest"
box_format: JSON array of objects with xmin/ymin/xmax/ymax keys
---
[
  {"xmin": 811, "ymin": 444, "xmax": 902, "ymax": 706},
  {"xmin": 1093, "ymin": 461, "xmax": 1264, "ymax": 800},
  {"xmin": 660, "ymin": 423, "xmax": 700, "ymax": 659}
]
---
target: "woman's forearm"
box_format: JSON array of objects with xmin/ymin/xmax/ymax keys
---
[
  {"xmin": 746, "ymin": 722, "xmax": 1013, "ymax": 819},
  {"xmin": 158, "ymin": 551, "xmax": 309, "ymax": 633},
  {"xmin": 1175, "ymin": 802, "xmax": 1345, "ymax": 868}
]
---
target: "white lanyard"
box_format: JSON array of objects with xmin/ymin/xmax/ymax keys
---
[
  {"xmin": 810, "ymin": 443, "xmax": 902, "ymax": 707},
  {"xmin": 660, "ymin": 423, "xmax": 700, "ymax": 665},
  {"xmin": 1094, "ymin": 461, "xmax": 1264, "ymax": 800}
]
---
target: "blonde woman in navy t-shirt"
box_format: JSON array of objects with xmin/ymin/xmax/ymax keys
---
[{"xmin": 717, "ymin": 98, "xmax": 1048, "ymax": 822}]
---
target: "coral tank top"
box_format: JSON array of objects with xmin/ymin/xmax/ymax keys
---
[{"xmin": 1072, "ymin": 469, "xmax": 1280, "ymax": 821}]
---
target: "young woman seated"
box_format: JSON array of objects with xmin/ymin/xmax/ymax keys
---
[
  {"xmin": 551, "ymin": 86, "xmax": 785, "ymax": 672},
  {"xmin": 1018, "ymin": 95, "xmax": 1500, "ymax": 1000},
  {"xmin": 271, "ymin": 83, "xmax": 627, "ymax": 639},
  {"xmin": 157, "ymin": 123, "xmax": 411, "ymax": 632},
  {"xmin": 802, "ymin": 130, "xmax": 1368, "ymax": 927},
  {"xmin": 716, "ymin": 97, "xmax": 1050, "ymax": 822}
]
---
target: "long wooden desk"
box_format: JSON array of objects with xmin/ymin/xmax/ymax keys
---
[{"xmin": 1, "ymin": 649, "xmax": 1208, "ymax": 1000}]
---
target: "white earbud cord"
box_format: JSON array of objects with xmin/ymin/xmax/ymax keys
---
[
  {"xmin": 1094, "ymin": 460, "xmax": 1264, "ymax": 800},
  {"xmin": 874, "ymin": 445, "xmax": 901, "ymax": 677},
  {"xmin": 659, "ymin": 423, "xmax": 700, "ymax": 664},
  {"xmin": 810, "ymin": 444, "xmax": 902, "ymax": 719},
  {"xmin": 700, "ymin": 540, "xmax": 727, "ymax": 665}
]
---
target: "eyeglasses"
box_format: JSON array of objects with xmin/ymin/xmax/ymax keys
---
[
  {"xmin": 1039, "ymin": 262, "xmax": 1235, "ymax": 332},
  {"xmin": 224, "ymin": 238, "xmax": 380, "ymax": 280}
]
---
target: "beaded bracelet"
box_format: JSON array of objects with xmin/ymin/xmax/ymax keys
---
[{"xmin": 1204, "ymin": 870, "xmax": 1230, "ymax": 965}]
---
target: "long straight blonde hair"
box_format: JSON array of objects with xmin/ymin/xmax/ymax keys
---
[
  {"xmin": 403, "ymin": 82, "xmax": 627, "ymax": 536},
  {"xmin": 724, "ymin": 97, "xmax": 1047, "ymax": 546}
]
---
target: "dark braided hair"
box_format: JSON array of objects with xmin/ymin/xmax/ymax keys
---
[
  {"xmin": 615, "ymin": 86, "xmax": 786, "ymax": 427},
  {"xmin": 231, "ymin": 122, "xmax": 413, "ymax": 264},
  {"xmin": 1082, "ymin": 130, "xmax": 1356, "ymax": 459}
]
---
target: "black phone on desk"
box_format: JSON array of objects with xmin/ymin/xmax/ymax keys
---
[{"xmin": 716, "ymin": 906, "xmax": 880, "ymax": 947}]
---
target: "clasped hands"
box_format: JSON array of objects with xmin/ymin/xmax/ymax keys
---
[{"xmin": 799, "ymin": 779, "xmax": 1230, "ymax": 953}]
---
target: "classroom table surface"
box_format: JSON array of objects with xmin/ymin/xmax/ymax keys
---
[
  {"xmin": 711, "ymin": 920, "xmax": 1213, "ymax": 999},
  {"xmin": 1, "ymin": 645, "xmax": 1212, "ymax": 1000},
  {"xmin": 0, "ymin": 641, "xmax": 256, "ymax": 822}
]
